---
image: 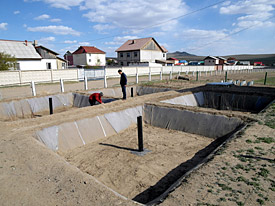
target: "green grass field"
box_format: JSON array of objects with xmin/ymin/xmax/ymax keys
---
[{"xmin": 254, "ymin": 77, "xmax": 275, "ymax": 86}]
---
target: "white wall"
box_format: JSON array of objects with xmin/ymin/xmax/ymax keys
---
[
  {"xmin": 86, "ymin": 53, "xmax": 106, "ymax": 66},
  {"xmin": 17, "ymin": 60, "xmax": 44, "ymax": 70},
  {"xmin": 41, "ymin": 59, "xmax": 58, "ymax": 70},
  {"xmin": 140, "ymin": 50, "xmax": 165, "ymax": 63}
]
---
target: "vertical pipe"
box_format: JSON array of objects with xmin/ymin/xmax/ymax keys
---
[
  {"xmin": 264, "ymin": 72, "xmax": 267, "ymax": 85},
  {"xmin": 196, "ymin": 71, "xmax": 198, "ymax": 81},
  {"xmin": 60, "ymin": 78, "xmax": 64, "ymax": 93},
  {"xmin": 225, "ymin": 71, "xmax": 228, "ymax": 82},
  {"xmin": 49, "ymin": 97, "xmax": 53, "ymax": 115},
  {"xmin": 137, "ymin": 116, "xmax": 144, "ymax": 152},
  {"xmin": 31, "ymin": 81, "xmax": 36, "ymax": 96},
  {"xmin": 84, "ymin": 75, "xmax": 88, "ymax": 90},
  {"xmin": 131, "ymin": 87, "xmax": 133, "ymax": 97}
]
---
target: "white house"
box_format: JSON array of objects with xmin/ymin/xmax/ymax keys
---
[
  {"xmin": 0, "ymin": 39, "xmax": 43, "ymax": 70},
  {"xmin": 0, "ymin": 39, "xmax": 66, "ymax": 70},
  {"xmin": 115, "ymin": 37, "xmax": 167, "ymax": 66},
  {"xmin": 72, "ymin": 46, "xmax": 106, "ymax": 67}
]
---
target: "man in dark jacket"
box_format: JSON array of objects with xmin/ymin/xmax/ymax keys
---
[{"xmin": 118, "ymin": 69, "xmax": 127, "ymax": 99}]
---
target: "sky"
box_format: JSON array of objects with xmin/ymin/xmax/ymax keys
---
[{"xmin": 0, "ymin": 0, "xmax": 275, "ymax": 57}]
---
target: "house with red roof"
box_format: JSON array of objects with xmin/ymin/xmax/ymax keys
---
[
  {"xmin": 115, "ymin": 37, "xmax": 167, "ymax": 66},
  {"xmin": 72, "ymin": 46, "xmax": 106, "ymax": 67}
]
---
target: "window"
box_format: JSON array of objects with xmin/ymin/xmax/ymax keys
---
[
  {"xmin": 16, "ymin": 63, "xmax": 20, "ymax": 70},
  {"xmin": 46, "ymin": 62, "xmax": 51, "ymax": 69},
  {"xmin": 120, "ymin": 53, "xmax": 123, "ymax": 58},
  {"xmin": 134, "ymin": 52, "xmax": 138, "ymax": 57},
  {"xmin": 120, "ymin": 62, "xmax": 124, "ymax": 66},
  {"xmin": 97, "ymin": 59, "xmax": 100, "ymax": 63},
  {"xmin": 89, "ymin": 54, "xmax": 91, "ymax": 57},
  {"xmin": 127, "ymin": 53, "xmax": 130, "ymax": 57},
  {"xmin": 62, "ymin": 63, "xmax": 65, "ymax": 69},
  {"xmin": 163, "ymin": 53, "xmax": 165, "ymax": 58},
  {"xmin": 89, "ymin": 59, "xmax": 91, "ymax": 62}
]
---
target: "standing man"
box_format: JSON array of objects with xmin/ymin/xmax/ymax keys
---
[{"xmin": 118, "ymin": 69, "xmax": 127, "ymax": 100}]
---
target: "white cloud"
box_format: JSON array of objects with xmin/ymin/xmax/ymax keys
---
[
  {"xmin": 78, "ymin": 41, "xmax": 90, "ymax": 46},
  {"xmin": 34, "ymin": 14, "xmax": 50, "ymax": 20},
  {"xmin": 93, "ymin": 24, "xmax": 115, "ymax": 32},
  {"xmin": 14, "ymin": 10, "xmax": 20, "ymax": 15},
  {"xmin": 24, "ymin": 0, "xmax": 84, "ymax": 10},
  {"xmin": 82, "ymin": 0, "xmax": 187, "ymax": 32},
  {"xmin": 50, "ymin": 18, "xmax": 62, "ymax": 22},
  {"xmin": 220, "ymin": 0, "xmax": 275, "ymax": 29},
  {"xmin": 105, "ymin": 36, "xmax": 139, "ymax": 45},
  {"xmin": 181, "ymin": 29, "xmax": 228, "ymax": 41},
  {"xmin": 64, "ymin": 40, "xmax": 77, "ymax": 44},
  {"xmin": 40, "ymin": 36, "xmax": 56, "ymax": 42},
  {"xmin": 27, "ymin": 25, "xmax": 81, "ymax": 36},
  {"xmin": 0, "ymin": 23, "xmax": 8, "ymax": 30}
]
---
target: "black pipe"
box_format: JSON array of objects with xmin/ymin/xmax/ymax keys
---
[
  {"xmin": 131, "ymin": 87, "xmax": 134, "ymax": 97},
  {"xmin": 49, "ymin": 97, "xmax": 53, "ymax": 115},
  {"xmin": 137, "ymin": 116, "xmax": 144, "ymax": 152}
]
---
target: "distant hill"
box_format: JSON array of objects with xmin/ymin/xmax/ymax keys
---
[
  {"xmin": 167, "ymin": 51, "xmax": 196, "ymax": 58},
  {"xmin": 167, "ymin": 52, "xmax": 275, "ymax": 65}
]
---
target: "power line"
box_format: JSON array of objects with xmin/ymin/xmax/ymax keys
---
[
  {"xmin": 56, "ymin": 0, "xmax": 228, "ymax": 44},
  {"xmin": 187, "ymin": 16, "xmax": 275, "ymax": 52}
]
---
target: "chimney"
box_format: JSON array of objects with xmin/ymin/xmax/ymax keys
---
[
  {"xmin": 25, "ymin": 40, "xmax": 28, "ymax": 46},
  {"xmin": 33, "ymin": 40, "xmax": 38, "ymax": 47},
  {"xmin": 131, "ymin": 40, "xmax": 136, "ymax": 44}
]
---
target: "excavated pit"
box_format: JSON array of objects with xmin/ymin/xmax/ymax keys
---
[
  {"xmin": 35, "ymin": 103, "xmax": 246, "ymax": 205},
  {"xmin": 162, "ymin": 85, "xmax": 275, "ymax": 114}
]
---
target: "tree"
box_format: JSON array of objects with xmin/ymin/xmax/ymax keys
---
[{"xmin": 0, "ymin": 52, "xmax": 17, "ymax": 71}]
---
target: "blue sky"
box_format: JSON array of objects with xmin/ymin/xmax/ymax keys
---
[{"xmin": 0, "ymin": 0, "xmax": 275, "ymax": 57}]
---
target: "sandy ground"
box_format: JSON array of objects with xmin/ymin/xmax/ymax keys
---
[
  {"xmin": 0, "ymin": 75, "xmax": 274, "ymax": 206},
  {"xmin": 63, "ymin": 124, "xmax": 213, "ymax": 200},
  {"xmin": 1, "ymin": 69, "xmax": 274, "ymax": 101}
]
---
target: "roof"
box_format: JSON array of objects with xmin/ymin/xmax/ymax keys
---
[
  {"xmin": 204, "ymin": 56, "xmax": 219, "ymax": 60},
  {"xmin": 36, "ymin": 45, "xmax": 59, "ymax": 55},
  {"xmin": 161, "ymin": 46, "xmax": 168, "ymax": 53},
  {"xmin": 0, "ymin": 39, "xmax": 42, "ymax": 59},
  {"xmin": 167, "ymin": 57, "xmax": 179, "ymax": 60},
  {"xmin": 115, "ymin": 37, "xmax": 165, "ymax": 52},
  {"xmin": 217, "ymin": 56, "xmax": 227, "ymax": 60},
  {"xmin": 56, "ymin": 56, "xmax": 67, "ymax": 62},
  {"xmin": 73, "ymin": 46, "xmax": 105, "ymax": 54}
]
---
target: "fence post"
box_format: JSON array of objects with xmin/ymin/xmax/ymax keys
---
[
  {"xmin": 137, "ymin": 116, "xmax": 144, "ymax": 152},
  {"xmin": 18, "ymin": 70, "xmax": 22, "ymax": 84},
  {"xmin": 148, "ymin": 67, "xmax": 151, "ymax": 81},
  {"xmin": 169, "ymin": 71, "xmax": 172, "ymax": 80},
  {"xmin": 136, "ymin": 72, "xmax": 139, "ymax": 84},
  {"xmin": 196, "ymin": 71, "xmax": 199, "ymax": 81},
  {"xmin": 60, "ymin": 78, "xmax": 64, "ymax": 93},
  {"xmin": 31, "ymin": 81, "xmax": 36, "ymax": 96},
  {"xmin": 160, "ymin": 71, "xmax": 162, "ymax": 80},
  {"xmin": 104, "ymin": 74, "xmax": 107, "ymax": 88},
  {"xmin": 84, "ymin": 75, "xmax": 88, "ymax": 90},
  {"xmin": 264, "ymin": 72, "xmax": 267, "ymax": 85},
  {"xmin": 50, "ymin": 69, "xmax": 53, "ymax": 82}
]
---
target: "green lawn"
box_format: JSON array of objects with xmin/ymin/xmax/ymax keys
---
[{"xmin": 254, "ymin": 77, "xmax": 275, "ymax": 86}]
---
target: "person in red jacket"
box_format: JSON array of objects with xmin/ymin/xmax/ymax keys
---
[{"xmin": 89, "ymin": 92, "xmax": 103, "ymax": 106}]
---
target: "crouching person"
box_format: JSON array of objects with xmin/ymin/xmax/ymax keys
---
[{"xmin": 89, "ymin": 92, "xmax": 103, "ymax": 106}]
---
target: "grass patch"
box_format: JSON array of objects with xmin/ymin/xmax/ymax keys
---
[
  {"xmin": 254, "ymin": 76, "xmax": 275, "ymax": 86},
  {"xmin": 258, "ymin": 168, "xmax": 269, "ymax": 178},
  {"xmin": 257, "ymin": 137, "xmax": 274, "ymax": 144}
]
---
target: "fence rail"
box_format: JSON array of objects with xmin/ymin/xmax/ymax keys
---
[{"xmin": 0, "ymin": 65, "xmax": 257, "ymax": 86}]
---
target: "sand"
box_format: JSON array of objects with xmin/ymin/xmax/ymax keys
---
[{"xmin": 63, "ymin": 124, "xmax": 213, "ymax": 199}]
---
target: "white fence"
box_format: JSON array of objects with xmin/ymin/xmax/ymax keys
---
[{"xmin": 0, "ymin": 65, "xmax": 254, "ymax": 86}]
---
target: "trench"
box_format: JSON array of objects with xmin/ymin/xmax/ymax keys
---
[{"xmin": 35, "ymin": 102, "xmax": 246, "ymax": 205}]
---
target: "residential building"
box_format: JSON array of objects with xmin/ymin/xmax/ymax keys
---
[
  {"xmin": 115, "ymin": 37, "xmax": 167, "ymax": 66},
  {"xmin": 72, "ymin": 46, "xmax": 106, "ymax": 67},
  {"xmin": 56, "ymin": 57, "xmax": 67, "ymax": 69},
  {"xmin": 0, "ymin": 39, "xmax": 64, "ymax": 70},
  {"xmin": 64, "ymin": 51, "xmax": 74, "ymax": 66},
  {"xmin": 35, "ymin": 45, "xmax": 59, "ymax": 70},
  {"xmin": 204, "ymin": 56, "xmax": 227, "ymax": 66},
  {"xmin": 167, "ymin": 57, "xmax": 179, "ymax": 65},
  {"xmin": 0, "ymin": 39, "xmax": 42, "ymax": 70}
]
